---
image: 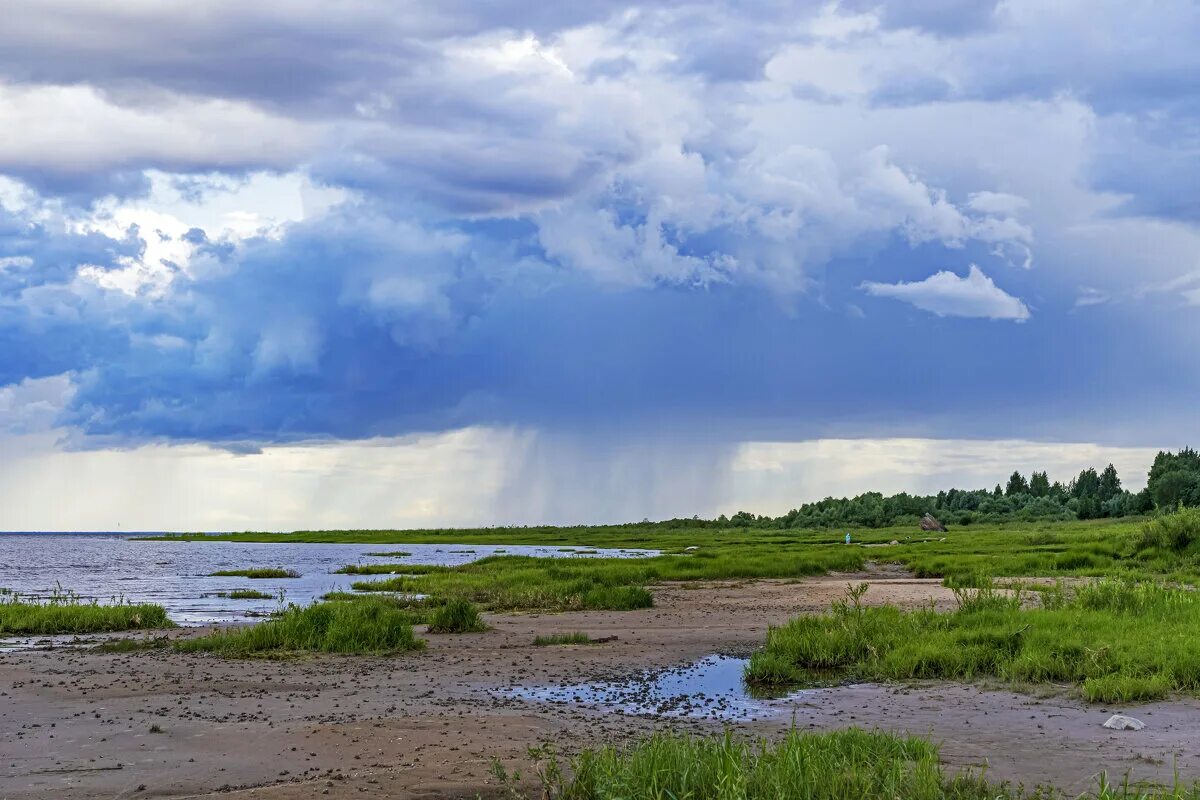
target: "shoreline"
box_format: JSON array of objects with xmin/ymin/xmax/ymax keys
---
[{"xmin": 4, "ymin": 575, "xmax": 1198, "ymax": 798}]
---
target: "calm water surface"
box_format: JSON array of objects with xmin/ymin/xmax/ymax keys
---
[
  {"xmin": 502, "ymin": 655, "xmax": 815, "ymax": 721},
  {"xmin": 0, "ymin": 534, "xmax": 656, "ymax": 625}
]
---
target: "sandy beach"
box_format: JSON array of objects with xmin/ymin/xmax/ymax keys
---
[{"xmin": 4, "ymin": 574, "xmax": 1198, "ymax": 799}]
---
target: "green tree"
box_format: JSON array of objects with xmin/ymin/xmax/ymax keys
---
[
  {"xmin": 1029, "ymin": 471, "xmax": 1050, "ymax": 497},
  {"xmin": 1071, "ymin": 468, "xmax": 1101, "ymax": 499},
  {"xmin": 1147, "ymin": 449, "xmax": 1200, "ymax": 509},
  {"xmin": 1005, "ymin": 471, "xmax": 1029, "ymax": 497},
  {"xmin": 1150, "ymin": 470, "xmax": 1200, "ymax": 510},
  {"xmin": 1098, "ymin": 463, "xmax": 1122, "ymax": 501}
]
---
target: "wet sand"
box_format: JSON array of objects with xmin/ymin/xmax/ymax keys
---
[{"xmin": 3, "ymin": 574, "xmax": 1197, "ymax": 798}]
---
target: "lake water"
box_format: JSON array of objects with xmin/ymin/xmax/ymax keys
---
[{"xmin": 0, "ymin": 534, "xmax": 657, "ymax": 625}]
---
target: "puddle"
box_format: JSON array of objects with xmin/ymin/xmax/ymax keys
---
[{"xmin": 500, "ymin": 655, "xmax": 816, "ymax": 721}]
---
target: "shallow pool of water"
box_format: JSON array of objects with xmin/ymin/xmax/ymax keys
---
[{"xmin": 501, "ymin": 655, "xmax": 815, "ymax": 721}]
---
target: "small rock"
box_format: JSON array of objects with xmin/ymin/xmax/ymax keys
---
[{"xmin": 1103, "ymin": 714, "xmax": 1145, "ymax": 731}]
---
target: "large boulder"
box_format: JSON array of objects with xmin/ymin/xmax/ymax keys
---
[{"xmin": 920, "ymin": 513, "xmax": 948, "ymax": 532}]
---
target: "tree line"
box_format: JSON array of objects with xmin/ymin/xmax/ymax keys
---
[{"xmin": 709, "ymin": 448, "xmax": 1200, "ymax": 529}]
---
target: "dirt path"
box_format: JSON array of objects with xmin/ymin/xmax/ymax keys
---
[{"xmin": 2, "ymin": 575, "xmax": 1196, "ymax": 798}]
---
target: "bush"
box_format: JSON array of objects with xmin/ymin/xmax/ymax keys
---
[{"xmin": 427, "ymin": 597, "xmax": 487, "ymax": 633}]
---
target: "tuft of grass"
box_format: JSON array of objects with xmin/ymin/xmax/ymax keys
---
[
  {"xmin": 747, "ymin": 578, "xmax": 1200, "ymax": 703},
  {"xmin": 583, "ymin": 585, "xmax": 653, "ymax": 610},
  {"xmin": 365, "ymin": 551, "xmax": 412, "ymax": 558},
  {"xmin": 495, "ymin": 728, "xmax": 1200, "ymax": 800},
  {"xmin": 0, "ymin": 591, "xmax": 174, "ymax": 635},
  {"xmin": 221, "ymin": 589, "xmax": 273, "ymax": 600},
  {"xmin": 209, "ymin": 568, "xmax": 299, "ymax": 579},
  {"xmin": 176, "ymin": 599, "xmax": 425, "ymax": 656},
  {"xmin": 427, "ymin": 597, "xmax": 488, "ymax": 633},
  {"xmin": 534, "ymin": 632, "xmax": 592, "ymax": 646}
]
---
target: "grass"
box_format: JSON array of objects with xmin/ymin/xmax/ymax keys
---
[
  {"xmin": 348, "ymin": 547, "xmax": 856, "ymax": 612},
  {"xmin": 534, "ymin": 632, "xmax": 592, "ymax": 646},
  {"xmin": 146, "ymin": 517, "xmax": 1197, "ymax": 584},
  {"xmin": 175, "ymin": 598, "xmax": 425, "ymax": 656},
  {"xmin": 144, "ymin": 511, "xmax": 1200, "ymax": 622},
  {"xmin": 495, "ymin": 728, "xmax": 1199, "ymax": 799},
  {"xmin": 747, "ymin": 577, "xmax": 1200, "ymax": 703},
  {"xmin": 0, "ymin": 591, "xmax": 174, "ymax": 635},
  {"xmin": 220, "ymin": 589, "xmax": 274, "ymax": 600},
  {"xmin": 209, "ymin": 568, "xmax": 299, "ymax": 579},
  {"xmin": 365, "ymin": 551, "xmax": 411, "ymax": 558},
  {"xmin": 427, "ymin": 598, "xmax": 488, "ymax": 633}
]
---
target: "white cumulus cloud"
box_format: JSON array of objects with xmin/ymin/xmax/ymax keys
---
[{"xmin": 860, "ymin": 264, "xmax": 1030, "ymax": 321}]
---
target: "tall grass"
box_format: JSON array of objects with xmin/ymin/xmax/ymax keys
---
[
  {"xmin": 496, "ymin": 728, "xmax": 1200, "ymax": 799},
  {"xmin": 534, "ymin": 632, "xmax": 593, "ymax": 646},
  {"xmin": 222, "ymin": 589, "xmax": 274, "ymax": 600},
  {"xmin": 1137, "ymin": 507, "xmax": 1200, "ymax": 553},
  {"xmin": 426, "ymin": 598, "xmax": 487, "ymax": 633},
  {"xmin": 747, "ymin": 579, "xmax": 1200, "ymax": 703},
  {"xmin": 0, "ymin": 591, "xmax": 173, "ymax": 634},
  {"xmin": 176, "ymin": 599, "xmax": 424, "ymax": 656}
]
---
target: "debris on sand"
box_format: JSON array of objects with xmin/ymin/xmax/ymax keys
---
[
  {"xmin": 1103, "ymin": 714, "xmax": 1145, "ymax": 731},
  {"xmin": 920, "ymin": 513, "xmax": 948, "ymax": 532}
]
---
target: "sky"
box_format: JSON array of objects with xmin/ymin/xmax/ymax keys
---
[{"xmin": 0, "ymin": 0, "xmax": 1195, "ymax": 530}]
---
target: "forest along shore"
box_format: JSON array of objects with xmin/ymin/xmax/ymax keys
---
[{"xmin": 4, "ymin": 573, "xmax": 1199, "ymax": 800}]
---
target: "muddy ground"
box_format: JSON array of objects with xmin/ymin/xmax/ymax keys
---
[{"xmin": 3, "ymin": 573, "xmax": 1198, "ymax": 799}]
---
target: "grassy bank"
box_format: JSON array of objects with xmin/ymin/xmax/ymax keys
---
[
  {"xmin": 176, "ymin": 598, "xmax": 424, "ymax": 656},
  {"xmin": 498, "ymin": 728, "xmax": 1196, "ymax": 799},
  {"xmin": 145, "ymin": 517, "xmax": 1197, "ymax": 582},
  {"xmin": 146, "ymin": 513, "xmax": 1200, "ymax": 621},
  {"xmin": 0, "ymin": 593, "xmax": 173, "ymax": 635},
  {"xmin": 747, "ymin": 578, "xmax": 1200, "ymax": 703}
]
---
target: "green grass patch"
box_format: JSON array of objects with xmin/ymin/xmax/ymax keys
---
[
  {"xmin": 534, "ymin": 632, "xmax": 592, "ymax": 646},
  {"xmin": 350, "ymin": 546, "xmax": 854, "ymax": 612},
  {"xmin": 221, "ymin": 589, "xmax": 274, "ymax": 600},
  {"xmin": 176, "ymin": 599, "xmax": 425, "ymax": 656},
  {"xmin": 0, "ymin": 592, "xmax": 174, "ymax": 635},
  {"xmin": 209, "ymin": 568, "xmax": 299, "ymax": 579},
  {"xmin": 427, "ymin": 598, "xmax": 487, "ymax": 633},
  {"xmin": 495, "ymin": 728, "xmax": 1199, "ymax": 799},
  {"xmin": 747, "ymin": 578, "xmax": 1200, "ymax": 703},
  {"xmin": 365, "ymin": 551, "xmax": 412, "ymax": 558}
]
